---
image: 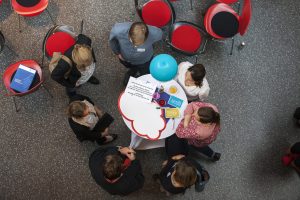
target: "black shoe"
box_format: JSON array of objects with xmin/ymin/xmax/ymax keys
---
[
  {"xmin": 100, "ymin": 134, "xmax": 118, "ymax": 145},
  {"xmin": 88, "ymin": 76, "xmax": 100, "ymax": 85},
  {"xmin": 66, "ymin": 88, "xmax": 76, "ymax": 97},
  {"xmin": 212, "ymin": 152, "xmax": 221, "ymax": 161}
]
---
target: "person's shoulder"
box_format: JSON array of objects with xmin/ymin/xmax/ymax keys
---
[
  {"xmin": 112, "ymin": 22, "xmax": 132, "ymax": 32},
  {"xmin": 148, "ymin": 25, "xmax": 162, "ymax": 36},
  {"xmin": 179, "ymin": 61, "xmax": 193, "ymax": 70}
]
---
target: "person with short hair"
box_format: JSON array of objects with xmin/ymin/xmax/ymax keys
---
[
  {"xmin": 175, "ymin": 61, "xmax": 210, "ymax": 102},
  {"xmin": 89, "ymin": 146, "xmax": 145, "ymax": 196},
  {"xmin": 67, "ymin": 94, "xmax": 117, "ymax": 145},
  {"xmin": 176, "ymin": 102, "xmax": 221, "ymax": 161},
  {"xmin": 109, "ymin": 21, "xmax": 163, "ymax": 85},
  {"xmin": 51, "ymin": 34, "xmax": 100, "ymax": 97},
  {"xmin": 153, "ymin": 134, "xmax": 210, "ymax": 195}
]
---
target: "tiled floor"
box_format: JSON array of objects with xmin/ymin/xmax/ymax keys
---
[{"xmin": 0, "ymin": 0, "xmax": 299, "ymax": 199}]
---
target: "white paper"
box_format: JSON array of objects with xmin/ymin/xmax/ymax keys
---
[{"xmin": 124, "ymin": 77, "xmax": 157, "ymax": 103}]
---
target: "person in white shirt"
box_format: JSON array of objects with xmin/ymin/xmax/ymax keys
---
[{"xmin": 175, "ymin": 62, "xmax": 210, "ymax": 102}]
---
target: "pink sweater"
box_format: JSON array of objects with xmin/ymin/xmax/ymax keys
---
[{"xmin": 176, "ymin": 102, "xmax": 220, "ymax": 147}]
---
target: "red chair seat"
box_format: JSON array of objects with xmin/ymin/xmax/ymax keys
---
[
  {"xmin": 11, "ymin": 0, "xmax": 48, "ymax": 17},
  {"xmin": 3, "ymin": 60, "xmax": 43, "ymax": 96},
  {"xmin": 171, "ymin": 25, "xmax": 202, "ymax": 53},
  {"xmin": 45, "ymin": 32, "xmax": 76, "ymax": 57},
  {"xmin": 142, "ymin": 0, "xmax": 172, "ymax": 28}
]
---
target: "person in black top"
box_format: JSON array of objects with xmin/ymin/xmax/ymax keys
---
[
  {"xmin": 153, "ymin": 134, "xmax": 210, "ymax": 196},
  {"xmin": 89, "ymin": 146, "xmax": 145, "ymax": 196},
  {"xmin": 51, "ymin": 34, "xmax": 100, "ymax": 97},
  {"xmin": 67, "ymin": 94, "xmax": 117, "ymax": 145}
]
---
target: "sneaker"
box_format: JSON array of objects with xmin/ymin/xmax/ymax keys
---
[
  {"xmin": 97, "ymin": 134, "xmax": 118, "ymax": 145},
  {"xmin": 87, "ymin": 76, "xmax": 100, "ymax": 85}
]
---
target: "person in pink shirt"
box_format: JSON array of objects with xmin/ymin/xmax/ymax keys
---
[{"xmin": 176, "ymin": 102, "xmax": 221, "ymax": 161}]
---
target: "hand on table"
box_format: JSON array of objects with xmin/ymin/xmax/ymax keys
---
[{"xmin": 118, "ymin": 146, "xmax": 136, "ymax": 160}]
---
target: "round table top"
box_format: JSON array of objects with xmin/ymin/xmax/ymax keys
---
[{"xmin": 118, "ymin": 74, "xmax": 188, "ymax": 140}]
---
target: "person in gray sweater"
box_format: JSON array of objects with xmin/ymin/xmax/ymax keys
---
[{"xmin": 109, "ymin": 22, "xmax": 163, "ymax": 85}]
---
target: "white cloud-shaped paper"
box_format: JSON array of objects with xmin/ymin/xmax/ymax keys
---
[{"xmin": 118, "ymin": 93, "xmax": 166, "ymax": 140}]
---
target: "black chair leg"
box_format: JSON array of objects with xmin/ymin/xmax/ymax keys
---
[
  {"xmin": 45, "ymin": 8, "xmax": 55, "ymax": 25},
  {"xmin": 41, "ymin": 84, "xmax": 53, "ymax": 98},
  {"xmin": 12, "ymin": 96, "xmax": 20, "ymax": 112},
  {"xmin": 80, "ymin": 20, "xmax": 84, "ymax": 34},
  {"xmin": 190, "ymin": 0, "xmax": 193, "ymax": 10},
  {"xmin": 230, "ymin": 37, "xmax": 235, "ymax": 55},
  {"xmin": 41, "ymin": 54, "xmax": 45, "ymax": 68},
  {"xmin": 195, "ymin": 55, "xmax": 198, "ymax": 64},
  {"xmin": 4, "ymin": 45, "xmax": 18, "ymax": 57},
  {"xmin": 18, "ymin": 15, "xmax": 22, "ymax": 33}
]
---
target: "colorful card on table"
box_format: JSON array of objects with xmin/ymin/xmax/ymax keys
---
[
  {"xmin": 165, "ymin": 108, "xmax": 180, "ymax": 118},
  {"xmin": 168, "ymin": 96, "xmax": 183, "ymax": 108},
  {"xmin": 10, "ymin": 64, "xmax": 36, "ymax": 93}
]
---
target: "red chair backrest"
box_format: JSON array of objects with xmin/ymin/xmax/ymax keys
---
[
  {"xmin": 238, "ymin": 0, "xmax": 251, "ymax": 35},
  {"xmin": 141, "ymin": 0, "xmax": 172, "ymax": 28},
  {"xmin": 0, "ymin": 0, "xmax": 2, "ymax": 5},
  {"xmin": 11, "ymin": 0, "xmax": 48, "ymax": 17},
  {"xmin": 3, "ymin": 60, "xmax": 43, "ymax": 96}
]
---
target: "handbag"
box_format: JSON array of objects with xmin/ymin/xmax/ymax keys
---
[{"xmin": 49, "ymin": 52, "xmax": 73, "ymax": 79}]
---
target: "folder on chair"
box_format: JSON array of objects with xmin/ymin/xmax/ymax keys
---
[{"xmin": 10, "ymin": 64, "xmax": 36, "ymax": 93}]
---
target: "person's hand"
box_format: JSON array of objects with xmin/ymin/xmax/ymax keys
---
[
  {"xmin": 101, "ymin": 128, "xmax": 109, "ymax": 137},
  {"xmin": 118, "ymin": 147, "xmax": 136, "ymax": 160},
  {"xmin": 162, "ymin": 160, "xmax": 168, "ymax": 168},
  {"xmin": 117, "ymin": 54, "xmax": 124, "ymax": 61},
  {"xmin": 172, "ymin": 154, "xmax": 185, "ymax": 161}
]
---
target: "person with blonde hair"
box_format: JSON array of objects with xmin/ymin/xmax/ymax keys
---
[
  {"xmin": 109, "ymin": 22, "xmax": 163, "ymax": 85},
  {"xmin": 51, "ymin": 34, "xmax": 100, "ymax": 97}
]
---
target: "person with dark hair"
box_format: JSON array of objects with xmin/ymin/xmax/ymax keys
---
[
  {"xmin": 175, "ymin": 61, "xmax": 210, "ymax": 101},
  {"xmin": 176, "ymin": 102, "xmax": 221, "ymax": 161},
  {"xmin": 67, "ymin": 94, "xmax": 117, "ymax": 145},
  {"xmin": 282, "ymin": 142, "xmax": 300, "ymax": 175},
  {"xmin": 89, "ymin": 146, "xmax": 145, "ymax": 195},
  {"xmin": 51, "ymin": 34, "xmax": 100, "ymax": 97},
  {"xmin": 109, "ymin": 21, "xmax": 163, "ymax": 85},
  {"xmin": 153, "ymin": 134, "xmax": 210, "ymax": 196}
]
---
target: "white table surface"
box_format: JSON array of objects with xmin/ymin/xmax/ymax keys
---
[{"xmin": 118, "ymin": 74, "xmax": 188, "ymax": 150}]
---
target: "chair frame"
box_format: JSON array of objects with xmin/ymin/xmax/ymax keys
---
[
  {"xmin": 0, "ymin": 31, "xmax": 18, "ymax": 56},
  {"xmin": 167, "ymin": 21, "xmax": 208, "ymax": 63},
  {"xmin": 10, "ymin": 0, "xmax": 55, "ymax": 32},
  {"xmin": 134, "ymin": 0, "xmax": 176, "ymax": 28}
]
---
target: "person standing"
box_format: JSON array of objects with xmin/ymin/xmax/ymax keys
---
[
  {"xmin": 176, "ymin": 102, "xmax": 221, "ymax": 161},
  {"xmin": 109, "ymin": 22, "xmax": 163, "ymax": 85},
  {"xmin": 89, "ymin": 146, "xmax": 144, "ymax": 195}
]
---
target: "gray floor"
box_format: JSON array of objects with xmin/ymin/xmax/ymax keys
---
[{"xmin": 0, "ymin": 0, "xmax": 299, "ymax": 199}]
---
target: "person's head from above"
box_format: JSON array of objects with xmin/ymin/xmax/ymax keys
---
[
  {"xmin": 186, "ymin": 64, "xmax": 206, "ymax": 87},
  {"xmin": 196, "ymin": 106, "xmax": 220, "ymax": 125},
  {"xmin": 103, "ymin": 154, "xmax": 123, "ymax": 180},
  {"xmin": 172, "ymin": 160, "xmax": 197, "ymax": 188},
  {"xmin": 129, "ymin": 22, "xmax": 149, "ymax": 46},
  {"xmin": 72, "ymin": 44, "xmax": 93, "ymax": 70},
  {"xmin": 67, "ymin": 101, "xmax": 89, "ymax": 119}
]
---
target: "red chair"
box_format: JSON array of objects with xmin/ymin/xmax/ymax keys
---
[
  {"xmin": 134, "ymin": 0, "xmax": 175, "ymax": 28},
  {"xmin": 41, "ymin": 24, "xmax": 77, "ymax": 67},
  {"xmin": 167, "ymin": 21, "xmax": 208, "ymax": 63},
  {"xmin": 11, "ymin": 0, "xmax": 55, "ymax": 32},
  {"xmin": 3, "ymin": 60, "xmax": 52, "ymax": 112},
  {"xmin": 204, "ymin": 0, "xmax": 251, "ymax": 55},
  {"xmin": 216, "ymin": 0, "xmax": 239, "ymax": 3}
]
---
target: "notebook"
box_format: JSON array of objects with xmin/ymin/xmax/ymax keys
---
[{"xmin": 10, "ymin": 64, "xmax": 37, "ymax": 93}]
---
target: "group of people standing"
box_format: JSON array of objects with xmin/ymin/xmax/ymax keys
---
[{"xmin": 50, "ymin": 21, "xmax": 222, "ymax": 196}]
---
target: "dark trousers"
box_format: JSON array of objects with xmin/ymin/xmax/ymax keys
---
[
  {"xmin": 165, "ymin": 134, "xmax": 189, "ymax": 158},
  {"xmin": 191, "ymin": 145, "xmax": 215, "ymax": 158},
  {"xmin": 119, "ymin": 58, "xmax": 152, "ymax": 85}
]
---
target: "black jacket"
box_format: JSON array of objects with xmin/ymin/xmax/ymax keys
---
[
  {"xmin": 89, "ymin": 147, "xmax": 145, "ymax": 196},
  {"xmin": 51, "ymin": 34, "xmax": 96, "ymax": 88},
  {"xmin": 68, "ymin": 95, "xmax": 114, "ymax": 142}
]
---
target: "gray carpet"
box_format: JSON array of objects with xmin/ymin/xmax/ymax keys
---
[{"xmin": 0, "ymin": 0, "xmax": 299, "ymax": 199}]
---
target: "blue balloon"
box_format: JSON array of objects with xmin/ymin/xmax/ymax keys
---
[{"xmin": 150, "ymin": 54, "xmax": 178, "ymax": 82}]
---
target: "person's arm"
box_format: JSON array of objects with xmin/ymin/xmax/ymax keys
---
[
  {"xmin": 149, "ymin": 25, "xmax": 163, "ymax": 43},
  {"xmin": 51, "ymin": 60, "xmax": 75, "ymax": 88},
  {"xmin": 109, "ymin": 24, "xmax": 121, "ymax": 55},
  {"xmin": 198, "ymin": 78, "xmax": 210, "ymax": 101},
  {"xmin": 70, "ymin": 120, "xmax": 104, "ymax": 141},
  {"xmin": 183, "ymin": 103, "xmax": 195, "ymax": 128}
]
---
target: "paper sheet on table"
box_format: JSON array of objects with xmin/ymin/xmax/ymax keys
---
[{"xmin": 124, "ymin": 77, "xmax": 157, "ymax": 103}]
